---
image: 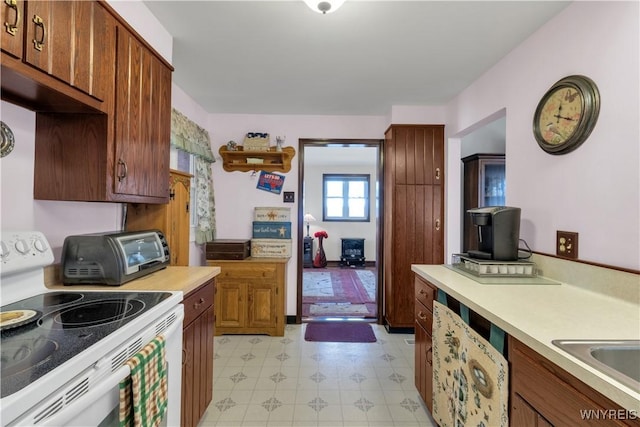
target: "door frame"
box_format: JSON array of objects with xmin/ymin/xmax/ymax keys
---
[{"xmin": 296, "ymin": 138, "xmax": 384, "ymax": 324}]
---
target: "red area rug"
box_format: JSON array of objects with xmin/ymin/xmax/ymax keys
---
[
  {"xmin": 304, "ymin": 321, "xmax": 377, "ymax": 343},
  {"xmin": 302, "ymin": 268, "xmax": 377, "ymax": 318}
]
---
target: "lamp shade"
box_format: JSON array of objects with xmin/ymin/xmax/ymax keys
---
[
  {"xmin": 304, "ymin": 213, "xmax": 316, "ymax": 222},
  {"xmin": 303, "ymin": 0, "xmax": 346, "ymax": 14}
]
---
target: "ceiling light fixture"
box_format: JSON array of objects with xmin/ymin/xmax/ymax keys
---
[{"xmin": 303, "ymin": 0, "xmax": 346, "ymax": 14}]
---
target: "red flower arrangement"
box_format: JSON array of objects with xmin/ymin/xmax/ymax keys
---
[{"xmin": 314, "ymin": 231, "xmax": 328, "ymax": 239}]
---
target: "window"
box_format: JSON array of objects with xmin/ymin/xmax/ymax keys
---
[
  {"xmin": 323, "ymin": 174, "xmax": 370, "ymax": 222},
  {"xmin": 177, "ymin": 150, "xmax": 197, "ymax": 236}
]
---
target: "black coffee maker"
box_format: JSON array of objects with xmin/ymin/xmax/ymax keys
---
[{"xmin": 467, "ymin": 206, "xmax": 521, "ymax": 261}]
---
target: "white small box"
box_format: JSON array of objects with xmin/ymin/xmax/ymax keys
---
[
  {"xmin": 251, "ymin": 239, "xmax": 292, "ymax": 258},
  {"xmin": 254, "ymin": 207, "xmax": 291, "ymax": 222}
]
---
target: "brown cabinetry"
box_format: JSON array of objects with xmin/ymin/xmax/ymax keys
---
[
  {"xmin": 414, "ymin": 275, "xmax": 436, "ymax": 410},
  {"xmin": 509, "ymin": 337, "xmax": 639, "ymax": 427},
  {"xmin": 182, "ymin": 279, "xmax": 215, "ymax": 427},
  {"xmin": 219, "ymin": 146, "xmax": 295, "ymax": 173},
  {"xmin": 462, "ymin": 154, "xmax": 505, "ymax": 252},
  {"xmin": 207, "ymin": 258, "xmax": 288, "ymax": 336},
  {"xmin": 126, "ymin": 169, "xmax": 192, "ymax": 265},
  {"xmin": 383, "ymin": 125, "xmax": 444, "ymax": 332},
  {"xmin": 1, "ymin": 0, "xmax": 24, "ymax": 58}
]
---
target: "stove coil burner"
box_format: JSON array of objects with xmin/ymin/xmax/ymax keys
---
[{"xmin": 42, "ymin": 299, "xmax": 146, "ymax": 329}]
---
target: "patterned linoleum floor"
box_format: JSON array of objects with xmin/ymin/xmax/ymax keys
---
[{"xmin": 198, "ymin": 323, "xmax": 437, "ymax": 427}]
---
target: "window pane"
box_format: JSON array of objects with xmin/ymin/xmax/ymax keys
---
[
  {"xmin": 348, "ymin": 199, "xmax": 365, "ymax": 217},
  {"xmin": 326, "ymin": 199, "xmax": 343, "ymax": 217},
  {"xmin": 348, "ymin": 181, "xmax": 365, "ymax": 198},
  {"xmin": 326, "ymin": 181, "xmax": 343, "ymax": 197}
]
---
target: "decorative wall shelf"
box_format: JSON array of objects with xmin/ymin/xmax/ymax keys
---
[{"xmin": 219, "ymin": 146, "xmax": 295, "ymax": 173}]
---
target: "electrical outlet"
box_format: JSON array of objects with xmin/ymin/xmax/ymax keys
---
[{"xmin": 556, "ymin": 231, "xmax": 579, "ymax": 259}]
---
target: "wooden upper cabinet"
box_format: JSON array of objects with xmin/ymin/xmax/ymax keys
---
[
  {"xmin": 114, "ymin": 25, "xmax": 171, "ymax": 200},
  {"xmin": 385, "ymin": 125, "xmax": 444, "ymax": 186},
  {"xmin": 1, "ymin": 0, "xmax": 24, "ymax": 58},
  {"xmin": 22, "ymin": 1, "xmax": 110, "ymax": 102}
]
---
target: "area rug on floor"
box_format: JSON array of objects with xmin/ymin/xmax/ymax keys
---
[
  {"xmin": 304, "ymin": 322, "xmax": 377, "ymax": 343},
  {"xmin": 303, "ymin": 269, "xmax": 377, "ymax": 318}
]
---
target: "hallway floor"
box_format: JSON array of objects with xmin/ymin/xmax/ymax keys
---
[{"xmin": 198, "ymin": 323, "xmax": 436, "ymax": 426}]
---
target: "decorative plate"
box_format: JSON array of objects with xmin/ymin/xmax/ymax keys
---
[
  {"xmin": 0, "ymin": 309, "xmax": 41, "ymax": 330},
  {"xmin": 1, "ymin": 121, "xmax": 15, "ymax": 158}
]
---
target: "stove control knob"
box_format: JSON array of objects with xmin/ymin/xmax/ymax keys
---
[
  {"xmin": 0, "ymin": 241, "xmax": 9, "ymax": 258},
  {"xmin": 15, "ymin": 239, "xmax": 30, "ymax": 254},
  {"xmin": 34, "ymin": 238, "xmax": 48, "ymax": 253}
]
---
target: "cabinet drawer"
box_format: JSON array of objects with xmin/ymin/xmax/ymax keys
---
[
  {"xmin": 216, "ymin": 263, "xmax": 277, "ymax": 280},
  {"xmin": 183, "ymin": 280, "xmax": 214, "ymax": 326},
  {"xmin": 415, "ymin": 276, "xmax": 436, "ymax": 310},
  {"xmin": 415, "ymin": 299, "xmax": 433, "ymax": 334}
]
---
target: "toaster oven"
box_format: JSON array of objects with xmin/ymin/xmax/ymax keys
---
[{"xmin": 62, "ymin": 230, "xmax": 170, "ymax": 285}]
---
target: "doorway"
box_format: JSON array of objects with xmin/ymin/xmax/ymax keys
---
[{"xmin": 296, "ymin": 139, "xmax": 383, "ymax": 323}]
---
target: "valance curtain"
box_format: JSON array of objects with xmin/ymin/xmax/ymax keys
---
[{"xmin": 170, "ymin": 108, "xmax": 216, "ymax": 244}]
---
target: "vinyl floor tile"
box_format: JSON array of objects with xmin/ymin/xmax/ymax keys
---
[{"xmin": 201, "ymin": 323, "xmax": 437, "ymax": 427}]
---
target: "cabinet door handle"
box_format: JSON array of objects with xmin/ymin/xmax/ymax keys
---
[
  {"xmin": 193, "ymin": 297, "xmax": 205, "ymax": 309},
  {"xmin": 417, "ymin": 311, "xmax": 427, "ymax": 321},
  {"xmin": 435, "ymin": 167, "xmax": 441, "ymax": 181},
  {"xmin": 419, "ymin": 289, "xmax": 427, "ymax": 296},
  {"xmin": 435, "ymin": 219, "xmax": 441, "ymax": 231},
  {"xmin": 426, "ymin": 345, "xmax": 433, "ymax": 365},
  {"xmin": 4, "ymin": 0, "xmax": 19, "ymax": 36},
  {"xmin": 117, "ymin": 159, "xmax": 128, "ymax": 182},
  {"xmin": 32, "ymin": 14, "xmax": 45, "ymax": 51}
]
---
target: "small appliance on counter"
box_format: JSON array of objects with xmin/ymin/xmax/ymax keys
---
[
  {"xmin": 62, "ymin": 229, "xmax": 170, "ymax": 285},
  {"xmin": 467, "ymin": 206, "xmax": 521, "ymax": 261}
]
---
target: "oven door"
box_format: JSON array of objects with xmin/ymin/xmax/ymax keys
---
[{"xmin": 11, "ymin": 306, "xmax": 184, "ymax": 427}]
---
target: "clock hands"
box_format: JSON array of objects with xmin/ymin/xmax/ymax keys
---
[{"xmin": 553, "ymin": 114, "xmax": 576, "ymax": 122}]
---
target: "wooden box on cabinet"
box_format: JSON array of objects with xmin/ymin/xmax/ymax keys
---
[
  {"xmin": 462, "ymin": 154, "xmax": 505, "ymax": 253},
  {"xmin": 383, "ymin": 125, "xmax": 444, "ymax": 332},
  {"xmin": 126, "ymin": 170, "xmax": 192, "ymax": 266},
  {"xmin": 219, "ymin": 146, "xmax": 295, "ymax": 173},
  {"xmin": 182, "ymin": 279, "xmax": 215, "ymax": 427},
  {"xmin": 207, "ymin": 258, "xmax": 288, "ymax": 336},
  {"xmin": 414, "ymin": 275, "xmax": 437, "ymax": 411}
]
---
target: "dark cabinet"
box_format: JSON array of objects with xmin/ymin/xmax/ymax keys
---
[
  {"xmin": 1, "ymin": 0, "xmax": 24, "ymax": 58},
  {"xmin": 383, "ymin": 125, "xmax": 444, "ymax": 332},
  {"xmin": 182, "ymin": 279, "xmax": 215, "ymax": 427},
  {"xmin": 414, "ymin": 275, "xmax": 436, "ymax": 410},
  {"xmin": 462, "ymin": 154, "xmax": 505, "ymax": 252},
  {"xmin": 303, "ymin": 236, "xmax": 314, "ymax": 268}
]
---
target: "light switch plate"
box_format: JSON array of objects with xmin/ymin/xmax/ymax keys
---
[{"xmin": 283, "ymin": 191, "xmax": 295, "ymax": 203}]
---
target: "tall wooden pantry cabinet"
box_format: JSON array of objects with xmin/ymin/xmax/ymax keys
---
[
  {"xmin": 383, "ymin": 125, "xmax": 444, "ymax": 332},
  {"xmin": 126, "ymin": 169, "xmax": 192, "ymax": 265}
]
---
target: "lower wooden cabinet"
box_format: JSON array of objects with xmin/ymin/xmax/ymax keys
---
[
  {"xmin": 181, "ymin": 279, "xmax": 215, "ymax": 427},
  {"xmin": 509, "ymin": 337, "xmax": 640, "ymax": 427},
  {"xmin": 414, "ymin": 275, "xmax": 436, "ymax": 410},
  {"xmin": 207, "ymin": 258, "xmax": 288, "ymax": 336}
]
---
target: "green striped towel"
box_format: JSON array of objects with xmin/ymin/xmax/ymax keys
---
[{"xmin": 119, "ymin": 336, "xmax": 168, "ymax": 427}]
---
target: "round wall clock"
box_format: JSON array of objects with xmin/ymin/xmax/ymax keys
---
[{"xmin": 533, "ymin": 75, "xmax": 600, "ymax": 155}]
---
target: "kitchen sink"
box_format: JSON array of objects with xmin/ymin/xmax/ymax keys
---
[{"xmin": 552, "ymin": 340, "xmax": 640, "ymax": 392}]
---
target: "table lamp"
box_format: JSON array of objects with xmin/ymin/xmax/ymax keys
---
[{"xmin": 304, "ymin": 213, "xmax": 316, "ymax": 237}]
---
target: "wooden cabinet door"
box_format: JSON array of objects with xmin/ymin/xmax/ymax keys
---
[
  {"xmin": 182, "ymin": 320, "xmax": 196, "ymax": 427},
  {"xmin": 170, "ymin": 171, "xmax": 191, "ymax": 266},
  {"xmin": 215, "ymin": 281, "xmax": 245, "ymax": 328},
  {"xmin": 114, "ymin": 25, "xmax": 170, "ymax": 200},
  {"xmin": 247, "ymin": 282, "xmax": 276, "ymax": 329},
  {"xmin": 511, "ymin": 393, "xmax": 553, "ymax": 427},
  {"xmin": 1, "ymin": 0, "xmax": 23, "ymax": 58},
  {"xmin": 23, "ymin": 1, "xmax": 110, "ymax": 101}
]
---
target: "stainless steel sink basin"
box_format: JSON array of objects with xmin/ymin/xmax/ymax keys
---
[{"xmin": 552, "ymin": 340, "xmax": 640, "ymax": 392}]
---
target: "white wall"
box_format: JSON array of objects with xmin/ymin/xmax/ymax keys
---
[{"xmin": 445, "ymin": 1, "xmax": 639, "ymax": 270}]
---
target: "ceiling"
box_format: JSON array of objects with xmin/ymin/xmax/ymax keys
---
[{"xmin": 143, "ymin": 0, "xmax": 570, "ymax": 116}]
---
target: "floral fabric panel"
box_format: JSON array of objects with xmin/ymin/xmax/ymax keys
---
[{"xmin": 432, "ymin": 301, "xmax": 509, "ymax": 427}]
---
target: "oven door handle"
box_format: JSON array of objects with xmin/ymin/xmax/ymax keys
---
[{"xmin": 38, "ymin": 364, "xmax": 131, "ymax": 427}]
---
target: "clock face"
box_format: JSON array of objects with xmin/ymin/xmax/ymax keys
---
[
  {"xmin": 538, "ymin": 87, "xmax": 583, "ymax": 145},
  {"xmin": 533, "ymin": 75, "xmax": 600, "ymax": 155}
]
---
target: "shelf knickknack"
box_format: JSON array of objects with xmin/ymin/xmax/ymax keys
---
[{"xmin": 219, "ymin": 145, "xmax": 295, "ymax": 173}]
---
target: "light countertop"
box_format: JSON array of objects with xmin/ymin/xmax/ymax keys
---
[
  {"xmin": 412, "ymin": 264, "xmax": 640, "ymax": 412},
  {"xmin": 46, "ymin": 266, "xmax": 221, "ymax": 296}
]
